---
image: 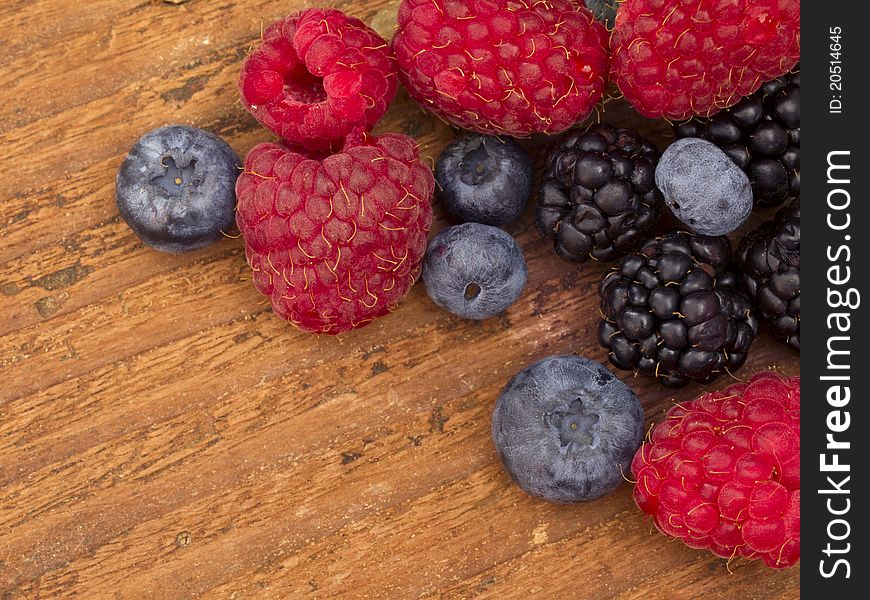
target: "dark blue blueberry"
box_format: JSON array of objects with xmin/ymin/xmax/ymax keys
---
[
  {"xmin": 655, "ymin": 138, "xmax": 752, "ymax": 236},
  {"xmin": 116, "ymin": 125, "xmax": 240, "ymax": 253},
  {"xmin": 492, "ymin": 355, "xmax": 644, "ymax": 503},
  {"xmin": 422, "ymin": 223, "xmax": 527, "ymax": 320},
  {"xmin": 435, "ymin": 135, "xmax": 533, "ymax": 226}
]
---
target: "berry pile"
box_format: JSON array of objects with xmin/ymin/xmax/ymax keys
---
[
  {"xmin": 537, "ymin": 124, "xmax": 661, "ymax": 263},
  {"xmin": 598, "ymin": 232, "xmax": 759, "ymax": 387},
  {"xmin": 632, "ymin": 372, "xmax": 800, "ymax": 568},
  {"xmin": 675, "ymin": 70, "xmax": 800, "ymax": 207},
  {"xmin": 112, "ymin": 0, "xmax": 804, "ymax": 576}
]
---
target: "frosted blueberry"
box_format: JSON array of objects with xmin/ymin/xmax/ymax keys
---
[
  {"xmin": 116, "ymin": 125, "xmax": 240, "ymax": 253},
  {"xmin": 435, "ymin": 135, "xmax": 533, "ymax": 226},
  {"xmin": 492, "ymin": 355, "xmax": 645, "ymax": 502},
  {"xmin": 422, "ymin": 223, "xmax": 527, "ymax": 320},
  {"xmin": 655, "ymin": 137, "xmax": 752, "ymax": 235}
]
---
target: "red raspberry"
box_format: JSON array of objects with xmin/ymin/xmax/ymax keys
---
[
  {"xmin": 611, "ymin": 0, "xmax": 800, "ymax": 120},
  {"xmin": 632, "ymin": 372, "xmax": 800, "ymax": 568},
  {"xmin": 239, "ymin": 9, "xmax": 398, "ymax": 151},
  {"xmin": 392, "ymin": 0, "xmax": 609, "ymax": 136},
  {"xmin": 235, "ymin": 132, "xmax": 434, "ymax": 334}
]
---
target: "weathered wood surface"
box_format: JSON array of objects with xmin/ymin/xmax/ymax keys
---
[{"xmin": 0, "ymin": 1, "xmax": 799, "ymax": 598}]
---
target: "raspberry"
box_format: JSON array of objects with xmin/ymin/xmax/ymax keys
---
[
  {"xmin": 239, "ymin": 9, "xmax": 398, "ymax": 151},
  {"xmin": 611, "ymin": 0, "xmax": 800, "ymax": 120},
  {"xmin": 392, "ymin": 0, "xmax": 610, "ymax": 136},
  {"xmin": 235, "ymin": 132, "xmax": 434, "ymax": 334},
  {"xmin": 632, "ymin": 372, "xmax": 800, "ymax": 568}
]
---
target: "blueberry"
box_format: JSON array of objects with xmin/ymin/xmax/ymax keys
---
[
  {"xmin": 435, "ymin": 134, "xmax": 533, "ymax": 226},
  {"xmin": 491, "ymin": 355, "xmax": 645, "ymax": 502},
  {"xmin": 422, "ymin": 223, "xmax": 527, "ymax": 320},
  {"xmin": 655, "ymin": 138, "xmax": 752, "ymax": 236},
  {"xmin": 116, "ymin": 125, "xmax": 240, "ymax": 253}
]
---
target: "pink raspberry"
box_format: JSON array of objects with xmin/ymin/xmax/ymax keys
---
[
  {"xmin": 611, "ymin": 0, "xmax": 800, "ymax": 120},
  {"xmin": 235, "ymin": 132, "xmax": 434, "ymax": 335},
  {"xmin": 392, "ymin": 0, "xmax": 610, "ymax": 136},
  {"xmin": 632, "ymin": 371, "xmax": 800, "ymax": 568},
  {"xmin": 239, "ymin": 9, "xmax": 398, "ymax": 151}
]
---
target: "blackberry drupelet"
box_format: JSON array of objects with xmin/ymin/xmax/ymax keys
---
[
  {"xmin": 598, "ymin": 232, "xmax": 759, "ymax": 388},
  {"xmin": 674, "ymin": 69, "xmax": 800, "ymax": 207},
  {"xmin": 736, "ymin": 199, "xmax": 800, "ymax": 353},
  {"xmin": 537, "ymin": 124, "xmax": 661, "ymax": 264}
]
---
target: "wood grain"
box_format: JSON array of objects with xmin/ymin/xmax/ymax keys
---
[{"xmin": 0, "ymin": 1, "xmax": 799, "ymax": 598}]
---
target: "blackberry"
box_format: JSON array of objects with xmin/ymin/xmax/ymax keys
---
[
  {"xmin": 736, "ymin": 199, "xmax": 800, "ymax": 353},
  {"xmin": 598, "ymin": 232, "xmax": 759, "ymax": 388},
  {"xmin": 674, "ymin": 69, "xmax": 800, "ymax": 207},
  {"xmin": 537, "ymin": 124, "xmax": 661, "ymax": 264}
]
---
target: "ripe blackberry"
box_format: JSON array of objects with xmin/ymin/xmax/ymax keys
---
[
  {"xmin": 736, "ymin": 199, "xmax": 800, "ymax": 353},
  {"xmin": 674, "ymin": 70, "xmax": 800, "ymax": 207},
  {"xmin": 537, "ymin": 124, "xmax": 661, "ymax": 263},
  {"xmin": 598, "ymin": 232, "xmax": 759, "ymax": 388}
]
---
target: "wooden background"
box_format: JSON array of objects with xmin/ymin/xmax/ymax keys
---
[{"xmin": 0, "ymin": 1, "xmax": 799, "ymax": 598}]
